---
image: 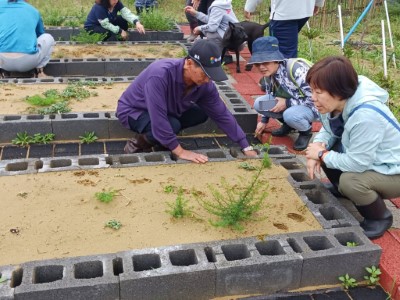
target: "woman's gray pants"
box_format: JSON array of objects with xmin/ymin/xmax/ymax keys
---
[{"xmin": 0, "ymin": 33, "xmax": 55, "ymax": 72}]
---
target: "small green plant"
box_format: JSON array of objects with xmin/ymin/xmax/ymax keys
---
[
  {"xmin": 95, "ymin": 189, "xmax": 118, "ymax": 203},
  {"xmin": 71, "ymin": 30, "xmax": 107, "ymax": 44},
  {"xmin": 42, "ymin": 8, "xmax": 66, "ymax": 26},
  {"xmin": 32, "ymin": 133, "xmax": 55, "ymax": 144},
  {"xmin": 37, "ymin": 101, "xmax": 71, "ymax": 114},
  {"xmin": 197, "ymin": 147, "xmax": 272, "ymax": 231},
  {"xmin": 364, "ymin": 266, "xmax": 381, "ymax": 285},
  {"xmin": 105, "ymin": 219, "xmax": 122, "ymax": 230},
  {"xmin": 25, "ymin": 94, "xmax": 60, "ymax": 106},
  {"xmin": 0, "ymin": 275, "xmax": 7, "ymax": 284},
  {"xmin": 338, "ymin": 273, "xmax": 358, "ymax": 289},
  {"xmin": 163, "ymin": 185, "xmax": 176, "ymax": 194},
  {"xmin": 139, "ymin": 10, "xmax": 175, "ymax": 31},
  {"xmin": 346, "ymin": 241, "xmax": 358, "ymax": 247},
  {"xmin": 79, "ymin": 131, "xmax": 98, "ymax": 144},
  {"xmin": 61, "ymin": 84, "xmax": 91, "ymax": 100},
  {"xmin": 166, "ymin": 187, "xmax": 193, "ymax": 219},
  {"xmin": 238, "ymin": 162, "xmax": 257, "ymax": 171},
  {"xmin": 302, "ymin": 27, "xmax": 321, "ymax": 40},
  {"xmin": 12, "ymin": 132, "xmax": 33, "ymax": 147}
]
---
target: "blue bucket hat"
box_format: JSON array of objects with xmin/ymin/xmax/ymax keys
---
[{"xmin": 247, "ymin": 36, "xmax": 285, "ymax": 65}]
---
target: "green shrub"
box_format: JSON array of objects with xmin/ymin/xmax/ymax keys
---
[
  {"xmin": 139, "ymin": 10, "xmax": 175, "ymax": 31},
  {"xmin": 71, "ymin": 30, "xmax": 107, "ymax": 44}
]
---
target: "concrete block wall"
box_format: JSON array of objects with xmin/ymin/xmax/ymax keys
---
[
  {"xmin": 0, "ymin": 151, "xmax": 382, "ymax": 298},
  {"xmin": 0, "ymin": 227, "xmax": 380, "ymax": 299},
  {"xmin": 45, "ymin": 25, "xmax": 184, "ymax": 41}
]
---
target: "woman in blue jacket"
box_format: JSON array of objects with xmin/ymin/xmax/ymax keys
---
[
  {"xmin": 0, "ymin": 0, "xmax": 55, "ymax": 77},
  {"xmin": 305, "ymin": 56, "xmax": 400, "ymax": 239},
  {"xmin": 84, "ymin": 0, "xmax": 145, "ymax": 41}
]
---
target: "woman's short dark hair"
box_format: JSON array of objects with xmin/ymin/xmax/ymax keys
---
[
  {"xmin": 306, "ymin": 56, "xmax": 358, "ymax": 100},
  {"xmin": 100, "ymin": 0, "xmax": 111, "ymax": 9}
]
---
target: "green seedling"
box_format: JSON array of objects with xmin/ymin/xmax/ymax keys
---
[
  {"xmin": 166, "ymin": 187, "xmax": 193, "ymax": 219},
  {"xmin": 239, "ymin": 162, "xmax": 257, "ymax": 171},
  {"xmin": 197, "ymin": 150, "xmax": 271, "ymax": 231},
  {"xmin": 364, "ymin": 266, "xmax": 381, "ymax": 286},
  {"xmin": 105, "ymin": 219, "xmax": 122, "ymax": 230},
  {"xmin": 95, "ymin": 189, "xmax": 118, "ymax": 203},
  {"xmin": 71, "ymin": 30, "xmax": 107, "ymax": 44},
  {"xmin": 163, "ymin": 185, "xmax": 176, "ymax": 194},
  {"xmin": 12, "ymin": 132, "xmax": 33, "ymax": 147},
  {"xmin": 25, "ymin": 94, "xmax": 60, "ymax": 106},
  {"xmin": 37, "ymin": 101, "xmax": 71, "ymax": 115},
  {"xmin": 32, "ymin": 133, "xmax": 55, "ymax": 144},
  {"xmin": 0, "ymin": 275, "xmax": 7, "ymax": 283},
  {"xmin": 346, "ymin": 241, "xmax": 358, "ymax": 247},
  {"xmin": 61, "ymin": 84, "xmax": 91, "ymax": 101},
  {"xmin": 79, "ymin": 131, "xmax": 98, "ymax": 144},
  {"xmin": 338, "ymin": 273, "xmax": 358, "ymax": 289}
]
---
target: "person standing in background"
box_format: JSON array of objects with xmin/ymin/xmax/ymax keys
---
[{"xmin": 244, "ymin": 0, "xmax": 325, "ymax": 58}]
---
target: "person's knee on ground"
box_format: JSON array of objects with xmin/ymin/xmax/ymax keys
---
[
  {"xmin": 339, "ymin": 172, "xmax": 393, "ymax": 239},
  {"xmin": 124, "ymin": 133, "xmax": 154, "ymax": 154}
]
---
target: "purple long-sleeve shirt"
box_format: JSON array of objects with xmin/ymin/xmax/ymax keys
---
[{"xmin": 116, "ymin": 58, "xmax": 249, "ymax": 151}]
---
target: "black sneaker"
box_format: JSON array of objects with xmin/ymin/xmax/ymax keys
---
[{"xmin": 271, "ymin": 123, "xmax": 293, "ymax": 137}]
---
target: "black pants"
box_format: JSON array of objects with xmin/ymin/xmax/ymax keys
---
[
  {"xmin": 85, "ymin": 17, "xmax": 128, "ymax": 41},
  {"xmin": 128, "ymin": 105, "xmax": 208, "ymax": 145}
]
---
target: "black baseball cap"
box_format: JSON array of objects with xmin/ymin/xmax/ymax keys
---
[{"xmin": 188, "ymin": 39, "xmax": 228, "ymax": 82}]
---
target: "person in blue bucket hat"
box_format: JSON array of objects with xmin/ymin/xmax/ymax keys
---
[{"xmin": 249, "ymin": 36, "xmax": 317, "ymax": 151}]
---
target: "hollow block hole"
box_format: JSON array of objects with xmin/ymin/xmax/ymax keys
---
[
  {"xmin": 33, "ymin": 265, "xmax": 64, "ymax": 284},
  {"xmin": 26, "ymin": 115, "xmax": 45, "ymax": 120},
  {"xmin": 5, "ymin": 162, "xmax": 28, "ymax": 172},
  {"xmin": 268, "ymin": 147, "xmax": 283, "ymax": 155},
  {"xmin": 287, "ymin": 238, "xmax": 303, "ymax": 253},
  {"xmin": 334, "ymin": 232, "xmax": 364, "ymax": 247},
  {"xmin": 303, "ymin": 236, "xmax": 333, "ymax": 251},
  {"xmin": 169, "ymin": 249, "xmax": 198, "ymax": 266},
  {"xmin": 144, "ymin": 154, "xmax": 164, "ymax": 162},
  {"xmin": 206, "ymin": 151, "xmax": 226, "ymax": 159},
  {"xmin": 255, "ymin": 240, "xmax": 286, "ymax": 256},
  {"xmin": 10, "ymin": 268, "xmax": 23, "ymax": 288},
  {"xmin": 132, "ymin": 254, "xmax": 161, "ymax": 272},
  {"xmin": 320, "ymin": 206, "xmax": 345, "ymax": 221},
  {"xmin": 74, "ymin": 261, "xmax": 103, "ymax": 279},
  {"xmin": 119, "ymin": 156, "xmax": 139, "ymax": 164},
  {"xmin": 221, "ymin": 244, "xmax": 250, "ymax": 261},
  {"xmin": 50, "ymin": 159, "xmax": 72, "ymax": 168},
  {"xmin": 78, "ymin": 157, "xmax": 99, "ymax": 166},
  {"xmin": 280, "ymin": 161, "xmax": 303, "ymax": 170},
  {"xmin": 112, "ymin": 257, "xmax": 124, "ymax": 276},
  {"xmin": 305, "ymin": 190, "xmax": 329, "ymax": 204},
  {"xmin": 290, "ymin": 172, "xmax": 311, "ymax": 182},
  {"xmin": 204, "ymin": 247, "xmax": 216, "ymax": 263},
  {"xmin": 83, "ymin": 113, "xmax": 99, "ymax": 118}
]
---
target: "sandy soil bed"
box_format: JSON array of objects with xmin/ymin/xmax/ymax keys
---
[
  {"xmin": 52, "ymin": 44, "xmax": 184, "ymax": 59},
  {"xmin": 0, "ymin": 161, "xmax": 321, "ymax": 266}
]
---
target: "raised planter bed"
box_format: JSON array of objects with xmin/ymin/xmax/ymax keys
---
[{"xmin": 45, "ymin": 24, "xmax": 184, "ymax": 41}]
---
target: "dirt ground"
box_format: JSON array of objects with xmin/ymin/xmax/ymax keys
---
[
  {"xmin": 0, "ymin": 161, "xmax": 321, "ymax": 266},
  {"xmin": 52, "ymin": 44, "xmax": 184, "ymax": 59},
  {"xmin": 0, "ymin": 82, "xmax": 129, "ymax": 114}
]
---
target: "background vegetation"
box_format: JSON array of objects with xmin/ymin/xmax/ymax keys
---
[{"xmin": 30, "ymin": 0, "xmax": 400, "ymax": 118}]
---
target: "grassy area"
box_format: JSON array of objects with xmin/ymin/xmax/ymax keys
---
[{"xmin": 31, "ymin": 0, "xmax": 400, "ymax": 118}]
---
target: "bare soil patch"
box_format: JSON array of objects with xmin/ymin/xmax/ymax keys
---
[
  {"xmin": 53, "ymin": 44, "xmax": 184, "ymax": 59},
  {"xmin": 0, "ymin": 83, "xmax": 129, "ymax": 115},
  {"xmin": 0, "ymin": 161, "xmax": 321, "ymax": 266}
]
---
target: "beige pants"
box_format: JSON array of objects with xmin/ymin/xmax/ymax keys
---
[{"xmin": 339, "ymin": 171, "xmax": 400, "ymax": 205}]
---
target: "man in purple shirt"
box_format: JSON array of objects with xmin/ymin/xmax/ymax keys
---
[{"xmin": 116, "ymin": 39, "xmax": 257, "ymax": 163}]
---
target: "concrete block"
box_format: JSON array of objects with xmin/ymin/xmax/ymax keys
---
[
  {"xmin": 0, "ymin": 159, "xmax": 41, "ymax": 176},
  {"xmin": 28, "ymin": 144, "xmax": 54, "ymax": 159},
  {"xmin": 43, "ymin": 61, "xmax": 68, "ymax": 77},
  {"xmin": 107, "ymin": 113, "xmax": 136, "ymax": 139},
  {"xmin": 174, "ymin": 148, "xmax": 234, "ymax": 164},
  {"xmin": 1, "ymin": 146, "xmax": 28, "ymax": 160},
  {"xmin": 0, "ymin": 265, "xmax": 17, "ymax": 299},
  {"xmin": 286, "ymin": 229, "xmax": 381, "ymax": 287},
  {"xmin": 45, "ymin": 27, "xmax": 76, "ymax": 41},
  {"xmin": 14, "ymin": 254, "xmax": 119, "ymax": 300},
  {"xmin": 51, "ymin": 112, "xmax": 109, "ymax": 140},
  {"xmin": 180, "ymin": 118, "xmax": 221, "ymax": 135},
  {"xmin": 213, "ymin": 237, "xmax": 303, "ymax": 296},
  {"xmin": 118, "ymin": 245, "xmax": 215, "ymax": 300},
  {"xmin": 81, "ymin": 142, "xmax": 105, "ymax": 156},
  {"xmin": 54, "ymin": 143, "xmax": 79, "ymax": 157},
  {"xmin": 38, "ymin": 155, "xmax": 109, "ymax": 173},
  {"xmin": 107, "ymin": 154, "xmax": 144, "ymax": 168},
  {"xmin": 0, "ymin": 115, "xmax": 52, "ymax": 144},
  {"xmin": 104, "ymin": 59, "xmax": 153, "ymax": 77}
]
